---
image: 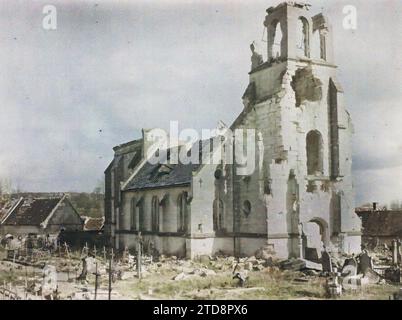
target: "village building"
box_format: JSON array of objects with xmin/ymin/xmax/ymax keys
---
[
  {"xmin": 0, "ymin": 195, "xmax": 83, "ymax": 237},
  {"xmin": 356, "ymin": 205, "xmax": 402, "ymax": 248},
  {"xmin": 83, "ymin": 216, "xmax": 105, "ymax": 232},
  {"xmin": 104, "ymin": 2, "xmax": 361, "ymax": 259}
]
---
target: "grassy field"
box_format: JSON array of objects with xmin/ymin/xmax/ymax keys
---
[{"xmin": 113, "ymin": 266, "xmax": 399, "ymax": 300}]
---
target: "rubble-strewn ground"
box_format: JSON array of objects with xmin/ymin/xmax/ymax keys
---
[{"xmin": 0, "ymin": 247, "xmax": 399, "ymax": 300}]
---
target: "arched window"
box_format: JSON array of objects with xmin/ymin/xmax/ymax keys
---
[
  {"xmin": 306, "ymin": 130, "xmax": 324, "ymax": 175},
  {"xmin": 268, "ymin": 20, "xmax": 283, "ymax": 59},
  {"xmin": 130, "ymin": 197, "xmax": 137, "ymax": 231},
  {"xmin": 177, "ymin": 193, "xmax": 187, "ymax": 232},
  {"xmin": 213, "ymin": 199, "xmax": 224, "ymax": 231},
  {"xmin": 151, "ymin": 196, "xmax": 159, "ymax": 232},
  {"xmin": 297, "ymin": 17, "xmax": 310, "ymax": 57},
  {"xmin": 138, "ymin": 197, "xmax": 145, "ymax": 231},
  {"xmin": 243, "ymin": 200, "xmax": 251, "ymax": 217},
  {"xmin": 319, "ymin": 31, "xmax": 326, "ymax": 60}
]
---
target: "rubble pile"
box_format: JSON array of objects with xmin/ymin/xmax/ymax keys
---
[{"xmin": 1, "ymin": 236, "xmax": 401, "ymax": 300}]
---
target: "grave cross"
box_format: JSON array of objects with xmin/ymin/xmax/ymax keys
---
[
  {"xmin": 103, "ymin": 246, "xmax": 107, "ymax": 261},
  {"xmin": 64, "ymin": 242, "xmax": 70, "ymax": 260}
]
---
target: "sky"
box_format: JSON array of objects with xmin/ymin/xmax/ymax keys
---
[{"xmin": 0, "ymin": 0, "xmax": 401, "ymax": 206}]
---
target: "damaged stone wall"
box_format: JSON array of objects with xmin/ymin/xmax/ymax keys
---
[
  {"xmin": 291, "ymin": 66, "xmax": 322, "ymax": 107},
  {"xmin": 231, "ymin": 2, "xmax": 361, "ymax": 259}
]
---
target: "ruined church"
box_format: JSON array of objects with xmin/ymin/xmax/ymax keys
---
[{"xmin": 104, "ymin": 2, "xmax": 361, "ymax": 259}]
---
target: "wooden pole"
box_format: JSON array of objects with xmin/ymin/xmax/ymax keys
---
[
  {"xmin": 108, "ymin": 250, "xmax": 113, "ymax": 300},
  {"xmin": 137, "ymin": 242, "xmax": 142, "ymax": 281},
  {"xmin": 64, "ymin": 242, "xmax": 70, "ymax": 260},
  {"xmin": 25, "ymin": 266, "xmax": 28, "ymax": 300},
  {"xmin": 94, "ymin": 262, "xmax": 98, "ymax": 300}
]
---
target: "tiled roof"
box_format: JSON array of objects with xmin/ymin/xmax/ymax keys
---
[
  {"xmin": 0, "ymin": 199, "xmax": 18, "ymax": 223},
  {"xmin": 84, "ymin": 217, "xmax": 105, "ymax": 231},
  {"xmin": 124, "ymin": 139, "xmax": 218, "ymax": 191},
  {"xmin": 2, "ymin": 198, "xmax": 61, "ymax": 226}
]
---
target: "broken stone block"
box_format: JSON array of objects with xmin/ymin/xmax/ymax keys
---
[
  {"xmin": 280, "ymin": 258, "xmax": 322, "ymax": 271},
  {"xmin": 172, "ymin": 272, "xmax": 188, "ymax": 281},
  {"xmin": 199, "ymin": 268, "xmax": 216, "ymax": 277},
  {"xmin": 233, "ymin": 270, "xmax": 249, "ymax": 287},
  {"xmin": 384, "ymin": 267, "xmax": 401, "ymax": 283},
  {"xmin": 246, "ymin": 256, "xmax": 258, "ymax": 264},
  {"xmin": 198, "ymin": 255, "xmax": 211, "ymax": 265},
  {"xmin": 244, "ymin": 262, "xmax": 253, "ymax": 271},
  {"xmin": 253, "ymin": 264, "xmax": 264, "ymax": 272},
  {"xmin": 255, "ymin": 244, "xmax": 276, "ymax": 261},
  {"xmin": 120, "ymin": 271, "xmax": 136, "ymax": 280},
  {"xmin": 305, "ymin": 247, "xmax": 320, "ymax": 262},
  {"xmin": 321, "ymin": 251, "xmax": 333, "ymax": 273},
  {"xmin": 390, "ymin": 288, "xmax": 402, "ymax": 300},
  {"xmin": 341, "ymin": 264, "xmax": 357, "ymax": 277}
]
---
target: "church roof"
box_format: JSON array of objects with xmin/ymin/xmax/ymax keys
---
[{"xmin": 124, "ymin": 138, "xmax": 218, "ymax": 191}]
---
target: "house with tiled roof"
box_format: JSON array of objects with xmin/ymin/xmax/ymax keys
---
[
  {"xmin": 0, "ymin": 194, "xmax": 83, "ymax": 237},
  {"xmin": 356, "ymin": 207, "xmax": 402, "ymax": 247}
]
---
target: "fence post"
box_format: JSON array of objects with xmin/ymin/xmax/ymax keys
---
[
  {"xmin": 137, "ymin": 242, "xmax": 142, "ymax": 281},
  {"xmin": 94, "ymin": 262, "xmax": 98, "ymax": 300},
  {"xmin": 108, "ymin": 249, "xmax": 114, "ymax": 300}
]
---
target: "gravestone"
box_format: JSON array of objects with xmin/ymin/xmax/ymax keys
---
[
  {"xmin": 305, "ymin": 247, "xmax": 320, "ymax": 262},
  {"xmin": 42, "ymin": 265, "xmax": 58, "ymax": 299},
  {"xmin": 321, "ymin": 251, "xmax": 333, "ymax": 273},
  {"xmin": 341, "ymin": 264, "xmax": 357, "ymax": 277},
  {"xmin": 358, "ymin": 251, "xmax": 372, "ymax": 276}
]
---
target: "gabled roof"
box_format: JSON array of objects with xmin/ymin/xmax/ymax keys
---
[
  {"xmin": 124, "ymin": 149, "xmax": 200, "ymax": 191},
  {"xmin": 0, "ymin": 199, "xmax": 19, "ymax": 223},
  {"xmin": 2, "ymin": 197, "xmax": 63, "ymax": 226}
]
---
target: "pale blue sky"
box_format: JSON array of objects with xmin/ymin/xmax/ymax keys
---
[{"xmin": 0, "ymin": 0, "xmax": 401, "ymax": 206}]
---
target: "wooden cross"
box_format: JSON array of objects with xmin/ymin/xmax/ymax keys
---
[
  {"xmin": 64, "ymin": 242, "xmax": 70, "ymax": 260},
  {"xmin": 93, "ymin": 245, "xmax": 97, "ymax": 258}
]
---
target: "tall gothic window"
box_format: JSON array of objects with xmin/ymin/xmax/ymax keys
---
[
  {"xmin": 138, "ymin": 197, "xmax": 145, "ymax": 231},
  {"xmin": 297, "ymin": 17, "xmax": 310, "ymax": 57},
  {"xmin": 306, "ymin": 130, "xmax": 324, "ymax": 175},
  {"xmin": 243, "ymin": 200, "xmax": 251, "ymax": 217},
  {"xmin": 130, "ymin": 197, "xmax": 137, "ymax": 230},
  {"xmin": 151, "ymin": 196, "xmax": 159, "ymax": 232},
  {"xmin": 177, "ymin": 193, "xmax": 187, "ymax": 232},
  {"xmin": 268, "ymin": 20, "xmax": 283, "ymax": 59},
  {"xmin": 213, "ymin": 199, "xmax": 224, "ymax": 232}
]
